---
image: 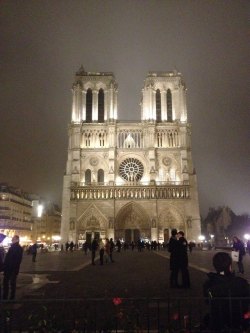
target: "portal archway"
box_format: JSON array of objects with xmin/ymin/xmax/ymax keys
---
[
  {"xmin": 158, "ymin": 207, "xmax": 185, "ymax": 241},
  {"xmin": 115, "ymin": 202, "xmax": 151, "ymax": 242},
  {"xmin": 77, "ymin": 204, "xmax": 108, "ymax": 243}
]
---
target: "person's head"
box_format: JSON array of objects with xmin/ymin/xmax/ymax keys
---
[
  {"xmin": 232, "ymin": 236, "xmax": 239, "ymax": 243},
  {"xmin": 12, "ymin": 235, "xmax": 20, "ymax": 244},
  {"xmin": 213, "ymin": 252, "xmax": 232, "ymax": 274},
  {"xmin": 177, "ymin": 231, "xmax": 184, "ymax": 238},
  {"xmin": 171, "ymin": 229, "xmax": 177, "ymax": 237}
]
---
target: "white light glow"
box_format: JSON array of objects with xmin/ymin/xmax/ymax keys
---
[
  {"xmin": 2, "ymin": 236, "xmax": 11, "ymax": 246},
  {"xmin": 198, "ymin": 235, "xmax": 205, "ymax": 241},
  {"xmin": 244, "ymin": 234, "xmax": 250, "ymax": 240},
  {"xmin": 52, "ymin": 235, "xmax": 61, "ymax": 241},
  {"xmin": 37, "ymin": 205, "xmax": 43, "ymax": 218}
]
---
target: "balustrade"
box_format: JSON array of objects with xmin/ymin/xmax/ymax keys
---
[{"xmin": 70, "ymin": 183, "xmax": 190, "ymax": 200}]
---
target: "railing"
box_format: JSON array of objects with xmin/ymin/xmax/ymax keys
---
[
  {"xmin": 70, "ymin": 183, "xmax": 190, "ymax": 200},
  {"xmin": 0, "ymin": 297, "xmax": 249, "ymax": 332}
]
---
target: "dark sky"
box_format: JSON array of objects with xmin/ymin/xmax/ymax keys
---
[{"xmin": 0, "ymin": 0, "xmax": 249, "ymax": 217}]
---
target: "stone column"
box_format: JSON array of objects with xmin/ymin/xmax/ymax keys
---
[
  {"xmin": 81, "ymin": 90, "xmax": 86, "ymax": 121},
  {"xmin": 71, "ymin": 88, "xmax": 76, "ymax": 122},
  {"xmin": 109, "ymin": 86, "xmax": 114, "ymax": 120},
  {"xmin": 161, "ymin": 90, "xmax": 167, "ymax": 121},
  {"xmin": 92, "ymin": 90, "xmax": 98, "ymax": 121}
]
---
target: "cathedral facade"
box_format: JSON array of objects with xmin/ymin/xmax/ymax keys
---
[{"xmin": 60, "ymin": 67, "xmax": 201, "ymax": 245}]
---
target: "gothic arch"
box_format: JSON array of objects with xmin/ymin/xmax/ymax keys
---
[
  {"xmin": 158, "ymin": 206, "xmax": 185, "ymax": 232},
  {"xmin": 115, "ymin": 202, "xmax": 150, "ymax": 230},
  {"xmin": 77, "ymin": 203, "xmax": 108, "ymax": 231}
]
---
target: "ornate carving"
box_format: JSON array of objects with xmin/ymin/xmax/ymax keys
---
[
  {"xmin": 163, "ymin": 157, "xmax": 172, "ymax": 166},
  {"xmin": 90, "ymin": 157, "xmax": 99, "ymax": 166}
]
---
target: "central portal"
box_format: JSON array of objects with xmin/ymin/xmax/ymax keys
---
[
  {"xmin": 125, "ymin": 229, "xmax": 140, "ymax": 243},
  {"xmin": 115, "ymin": 202, "xmax": 150, "ymax": 242}
]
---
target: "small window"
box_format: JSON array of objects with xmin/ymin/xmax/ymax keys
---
[
  {"xmin": 98, "ymin": 169, "xmax": 104, "ymax": 184},
  {"xmin": 98, "ymin": 89, "xmax": 104, "ymax": 122},
  {"xmin": 167, "ymin": 89, "xmax": 172, "ymax": 122},
  {"xmin": 86, "ymin": 89, "xmax": 92, "ymax": 122},
  {"xmin": 156, "ymin": 89, "xmax": 161, "ymax": 122},
  {"xmin": 85, "ymin": 169, "xmax": 91, "ymax": 184}
]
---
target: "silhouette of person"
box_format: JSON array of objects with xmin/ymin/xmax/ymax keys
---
[
  {"xmin": 3, "ymin": 235, "xmax": 23, "ymax": 299},
  {"xmin": 203, "ymin": 251, "xmax": 249, "ymax": 331}
]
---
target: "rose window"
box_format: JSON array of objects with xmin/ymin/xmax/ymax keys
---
[{"xmin": 119, "ymin": 158, "xmax": 144, "ymax": 182}]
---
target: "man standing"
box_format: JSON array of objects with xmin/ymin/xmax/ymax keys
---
[
  {"xmin": 3, "ymin": 235, "xmax": 23, "ymax": 300},
  {"xmin": 177, "ymin": 231, "xmax": 190, "ymax": 288},
  {"xmin": 91, "ymin": 238, "xmax": 98, "ymax": 265},
  {"xmin": 168, "ymin": 229, "xmax": 179, "ymax": 288},
  {"xmin": 30, "ymin": 242, "xmax": 38, "ymax": 262}
]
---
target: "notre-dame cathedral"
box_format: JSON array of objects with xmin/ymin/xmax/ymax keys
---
[{"xmin": 60, "ymin": 66, "xmax": 201, "ymax": 245}]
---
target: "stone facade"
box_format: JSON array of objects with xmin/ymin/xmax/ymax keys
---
[{"xmin": 61, "ymin": 68, "xmax": 201, "ymax": 245}]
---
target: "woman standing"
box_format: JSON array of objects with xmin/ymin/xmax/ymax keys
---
[{"xmin": 232, "ymin": 236, "xmax": 245, "ymax": 274}]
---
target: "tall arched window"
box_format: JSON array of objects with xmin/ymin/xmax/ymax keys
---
[
  {"xmin": 86, "ymin": 88, "xmax": 92, "ymax": 122},
  {"xmin": 98, "ymin": 88, "xmax": 104, "ymax": 123},
  {"xmin": 167, "ymin": 89, "xmax": 172, "ymax": 122},
  {"xmin": 156, "ymin": 89, "xmax": 161, "ymax": 122},
  {"xmin": 98, "ymin": 169, "xmax": 104, "ymax": 184},
  {"xmin": 85, "ymin": 169, "xmax": 91, "ymax": 184}
]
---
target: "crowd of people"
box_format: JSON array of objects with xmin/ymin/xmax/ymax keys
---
[{"xmin": 0, "ymin": 231, "xmax": 249, "ymax": 331}]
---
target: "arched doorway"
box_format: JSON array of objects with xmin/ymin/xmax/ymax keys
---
[
  {"xmin": 115, "ymin": 202, "xmax": 150, "ymax": 242},
  {"xmin": 77, "ymin": 204, "xmax": 108, "ymax": 245},
  {"xmin": 158, "ymin": 207, "xmax": 185, "ymax": 242}
]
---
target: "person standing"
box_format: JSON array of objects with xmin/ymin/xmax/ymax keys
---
[
  {"xmin": 177, "ymin": 231, "xmax": 190, "ymax": 288},
  {"xmin": 3, "ymin": 235, "xmax": 23, "ymax": 300},
  {"xmin": 91, "ymin": 238, "xmax": 98, "ymax": 265},
  {"xmin": 109, "ymin": 238, "xmax": 115, "ymax": 262},
  {"xmin": 0, "ymin": 233, "xmax": 6, "ymax": 299},
  {"xmin": 232, "ymin": 236, "xmax": 245, "ymax": 274},
  {"xmin": 31, "ymin": 242, "xmax": 38, "ymax": 262},
  {"xmin": 168, "ymin": 229, "xmax": 179, "ymax": 288},
  {"xmin": 104, "ymin": 238, "xmax": 111, "ymax": 263},
  {"xmin": 99, "ymin": 238, "xmax": 105, "ymax": 265},
  {"xmin": 203, "ymin": 252, "xmax": 249, "ymax": 331}
]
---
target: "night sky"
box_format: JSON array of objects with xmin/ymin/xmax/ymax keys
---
[{"xmin": 0, "ymin": 1, "xmax": 249, "ymax": 217}]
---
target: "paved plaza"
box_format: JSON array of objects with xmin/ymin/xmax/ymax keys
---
[{"xmin": 16, "ymin": 248, "xmax": 250, "ymax": 300}]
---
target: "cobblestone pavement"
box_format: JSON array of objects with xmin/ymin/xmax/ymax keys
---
[{"xmin": 14, "ymin": 248, "xmax": 250, "ymax": 300}]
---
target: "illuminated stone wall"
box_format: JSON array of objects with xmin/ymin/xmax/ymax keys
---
[{"xmin": 61, "ymin": 68, "xmax": 201, "ymax": 244}]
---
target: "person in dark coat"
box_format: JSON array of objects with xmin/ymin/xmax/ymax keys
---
[
  {"xmin": 0, "ymin": 233, "xmax": 6, "ymax": 299},
  {"xmin": 176, "ymin": 231, "xmax": 190, "ymax": 288},
  {"xmin": 3, "ymin": 235, "xmax": 23, "ymax": 300},
  {"xmin": 203, "ymin": 251, "xmax": 249, "ymax": 331},
  {"xmin": 109, "ymin": 238, "xmax": 115, "ymax": 263},
  {"xmin": 91, "ymin": 238, "xmax": 98, "ymax": 265},
  {"xmin": 30, "ymin": 242, "xmax": 38, "ymax": 262},
  {"xmin": 168, "ymin": 229, "xmax": 179, "ymax": 288},
  {"xmin": 232, "ymin": 236, "xmax": 246, "ymax": 274}
]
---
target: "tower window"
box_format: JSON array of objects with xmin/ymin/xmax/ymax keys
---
[
  {"xmin": 156, "ymin": 89, "xmax": 161, "ymax": 122},
  {"xmin": 98, "ymin": 89, "xmax": 104, "ymax": 123},
  {"xmin": 98, "ymin": 169, "xmax": 104, "ymax": 184},
  {"xmin": 167, "ymin": 89, "xmax": 172, "ymax": 122},
  {"xmin": 86, "ymin": 89, "xmax": 92, "ymax": 122},
  {"xmin": 85, "ymin": 169, "xmax": 91, "ymax": 184}
]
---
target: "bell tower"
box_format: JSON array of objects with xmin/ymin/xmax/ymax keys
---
[{"xmin": 61, "ymin": 67, "xmax": 201, "ymax": 245}]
